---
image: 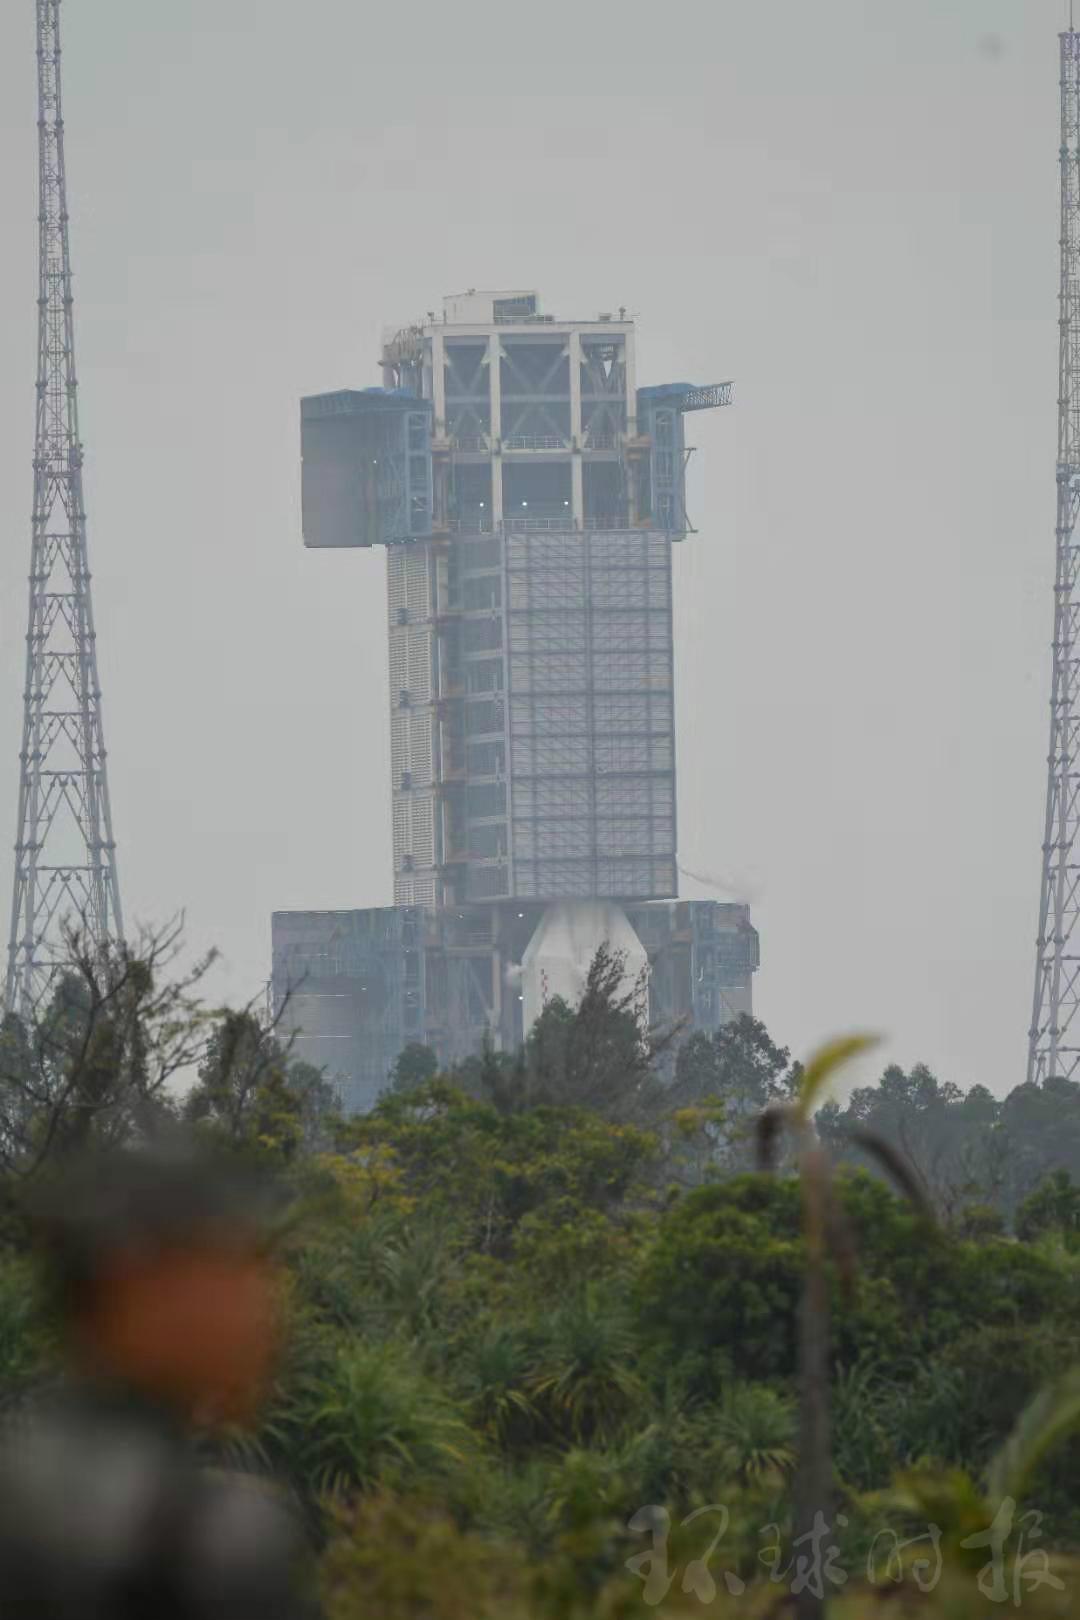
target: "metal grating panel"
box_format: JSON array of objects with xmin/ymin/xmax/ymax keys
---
[
  {"xmin": 410, "ymin": 714, "xmax": 434, "ymax": 783},
  {"xmin": 407, "ymin": 631, "xmax": 433, "ymax": 700},
  {"xmin": 503, "ymin": 527, "xmax": 676, "ymax": 901}
]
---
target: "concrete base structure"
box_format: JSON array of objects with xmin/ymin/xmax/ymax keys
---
[{"xmin": 273, "ymin": 898, "xmax": 758, "ymax": 1114}]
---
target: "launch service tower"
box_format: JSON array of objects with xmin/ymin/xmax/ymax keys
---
[{"xmin": 273, "ymin": 290, "xmax": 758, "ymax": 1110}]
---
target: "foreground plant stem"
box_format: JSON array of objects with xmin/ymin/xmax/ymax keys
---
[{"xmin": 794, "ymin": 1135, "xmax": 831, "ymax": 1620}]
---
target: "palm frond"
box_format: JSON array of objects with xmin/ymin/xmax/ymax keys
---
[{"xmin": 846, "ymin": 1125, "xmax": 936, "ymax": 1221}]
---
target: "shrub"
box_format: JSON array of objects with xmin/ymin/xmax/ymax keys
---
[{"xmin": 269, "ymin": 1338, "xmax": 474, "ymax": 1497}]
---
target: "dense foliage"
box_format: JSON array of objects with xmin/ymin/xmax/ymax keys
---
[
  {"xmin": 261, "ymin": 1079, "xmax": 1080, "ymax": 1616},
  {"xmin": 2, "ymin": 936, "xmax": 1080, "ymax": 1616},
  {"xmin": 817, "ymin": 1061, "xmax": 1080, "ymax": 1224}
]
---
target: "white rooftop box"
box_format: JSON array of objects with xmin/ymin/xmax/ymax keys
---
[{"xmin": 442, "ymin": 289, "xmax": 540, "ymax": 325}]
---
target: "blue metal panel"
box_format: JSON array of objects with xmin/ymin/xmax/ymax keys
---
[
  {"xmin": 689, "ymin": 902, "xmax": 761, "ymax": 1032},
  {"xmin": 639, "ymin": 400, "xmax": 687, "ymax": 538},
  {"xmin": 636, "ymin": 381, "xmax": 733, "ymax": 538},
  {"xmin": 301, "ymin": 390, "xmax": 433, "ymax": 548}
]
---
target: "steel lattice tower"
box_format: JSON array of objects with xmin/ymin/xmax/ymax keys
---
[
  {"xmin": 5, "ymin": 0, "xmax": 122, "ymax": 1018},
  {"xmin": 1030, "ymin": 29, "xmax": 1080, "ymax": 1082}
]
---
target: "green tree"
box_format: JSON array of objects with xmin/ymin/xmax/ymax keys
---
[
  {"xmin": 342, "ymin": 1082, "xmax": 658, "ymax": 1266},
  {"xmin": 817, "ymin": 1063, "xmax": 1005, "ymax": 1221},
  {"xmin": 0, "ymin": 921, "xmax": 211, "ymax": 1177},
  {"xmin": 671, "ymin": 1014, "xmax": 798, "ymax": 1112},
  {"xmin": 999, "ymin": 1077, "xmax": 1080, "ymax": 1212},
  {"xmin": 387, "ymin": 1043, "xmax": 439, "ymax": 1096},
  {"xmin": 667, "ymin": 1014, "xmax": 800, "ymax": 1173},
  {"xmin": 321, "ymin": 1492, "xmax": 533, "ymax": 1620},
  {"xmin": 1016, "ymin": 1169, "xmax": 1080, "ymax": 1244},
  {"xmin": 515, "ymin": 945, "xmax": 664, "ymax": 1120},
  {"xmin": 184, "ymin": 1008, "xmax": 339, "ymax": 1161}
]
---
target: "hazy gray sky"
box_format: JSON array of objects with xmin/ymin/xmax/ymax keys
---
[{"xmin": 0, "ymin": 0, "xmax": 1067, "ymax": 1095}]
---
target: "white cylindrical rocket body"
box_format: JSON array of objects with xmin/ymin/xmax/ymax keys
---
[{"xmin": 520, "ymin": 901, "xmax": 649, "ymax": 1032}]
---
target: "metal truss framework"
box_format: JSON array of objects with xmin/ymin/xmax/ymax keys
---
[
  {"xmin": 372, "ymin": 305, "xmax": 736, "ymax": 917},
  {"xmin": 1030, "ymin": 28, "xmax": 1080, "ymax": 1081},
  {"xmin": 5, "ymin": 0, "xmax": 122, "ymax": 1017}
]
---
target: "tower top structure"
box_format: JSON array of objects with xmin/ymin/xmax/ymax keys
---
[{"xmin": 301, "ymin": 287, "xmax": 732, "ymax": 913}]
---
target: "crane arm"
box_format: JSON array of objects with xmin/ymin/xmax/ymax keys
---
[{"xmin": 676, "ymin": 382, "xmax": 734, "ymax": 412}]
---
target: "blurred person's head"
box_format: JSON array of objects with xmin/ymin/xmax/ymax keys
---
[{"xmin": 26, "ymin": 1146, "xmax": 286, "ymax": 1426}]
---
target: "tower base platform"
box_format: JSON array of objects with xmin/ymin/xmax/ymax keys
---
[{"xmin": 271, "ymin": 899, "xmax": 759, "ymax": 1114}]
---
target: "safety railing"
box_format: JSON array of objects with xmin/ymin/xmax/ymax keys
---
[{"xmin": 502, "ymin": 434, "xmax": 569, "ymax": 451}]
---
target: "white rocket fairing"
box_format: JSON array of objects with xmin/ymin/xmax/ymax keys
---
[{"xmin": 520, "ymin": 901, "xmax": 649, "ymax": 1032}]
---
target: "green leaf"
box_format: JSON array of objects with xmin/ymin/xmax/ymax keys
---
[
  {"xmin": 794, "ymin": 1033, "xmax": 879, "ymax": 1125},
  {"xmin": 985, "ymin": 1364, "xmax": 1080, "ymax": 1507}
]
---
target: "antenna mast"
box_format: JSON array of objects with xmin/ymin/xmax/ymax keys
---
[
  {"xmin": 5, "ymin": 0, "xmax": 123, "ymax": 1017},
  {"xmin": 1029, "ymin": 27, "xmax": 1080, "ymax": 1082}
]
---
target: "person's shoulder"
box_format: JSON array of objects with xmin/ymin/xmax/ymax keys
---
[
  {"xmin": 0, "ymin": 1388, "xmax": 177, "ymax": 1540},
  {"xmin": 0, "ymin": 1390, "xmax": 184, "ymax": 1613},
  {"xmin": 179, "ymin": 1470, "xmax": 318, "ymax": 1619}
]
